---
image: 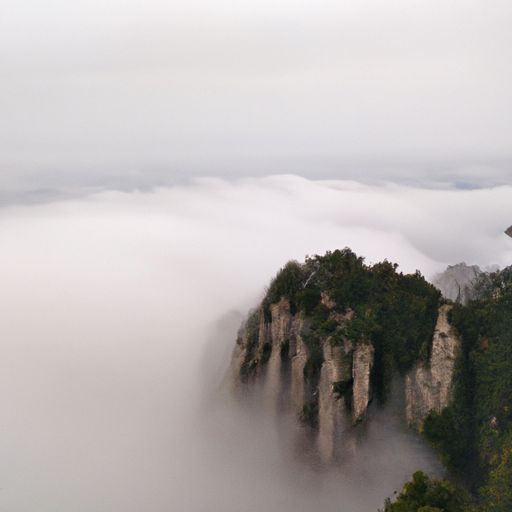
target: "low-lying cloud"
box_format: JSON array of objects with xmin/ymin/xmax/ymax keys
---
[{"xmin": 1, "ymin": 176, "xmax": 511, "ymax": 511}]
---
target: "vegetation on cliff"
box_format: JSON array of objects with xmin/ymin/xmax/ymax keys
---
[
  {"xmin": 263, "ymin": 248, "xmax": 440, "ymax": 401},
  {"xmin": 238, "ymin": 249, "xmax": 512, "ymax": 511},
  {"xmin": 381, "ymin": 471, "xmax": 468, "ymax": 512},
  {"xmin": 386, "ymin": 266, "xmax": 512, "ymax": 512}
]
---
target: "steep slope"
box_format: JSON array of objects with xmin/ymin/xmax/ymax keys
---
[
  {"xmin": 424, "ymin": 266, "xmax": 512, "ymax": 490},
  {"xmin": 230, "ymin": 249, "xmax": 458, "ymax": 462},
  {"xmin": 405, "ymin": 304, "xmax": 460, "ymax": 428},
  {"xmin": 384, "ymin": 265, "xmax": 512, "ymax": 511}
]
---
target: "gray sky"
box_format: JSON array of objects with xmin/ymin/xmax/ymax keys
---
[{"xmin": 1, "ymin": 0, "xmax": 511, "ymax": 192}]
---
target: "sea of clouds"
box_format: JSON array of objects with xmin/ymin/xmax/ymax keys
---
[{"xmin": 1, "ymin": 176, "xmax": 511, "ymax": 511}]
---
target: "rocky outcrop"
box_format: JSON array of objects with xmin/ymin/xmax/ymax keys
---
[
  {"xmin": 229, "ymin": 250, "xmax": 466, "ymax": 466},
  {"xmin": 352, "ymin": 342, "xmax": 374, "ymax": 422},
  {"xmin": 232, "ymin": 292, "xmax": 379, "ymax": 463},
  {"xmin": 317, "ymin": 338, "xmax": 353, "ymax": 462},
  {"xmin": 233, "ymin": 300, "xmax": 459, "ymax": 458},
  {"xmin": 290, "ymin": 332, "xmax": 308, "ymax": 413},
  {"xmin": 405, "ymin": 305, "xmax": 460, "ymax": 429}
]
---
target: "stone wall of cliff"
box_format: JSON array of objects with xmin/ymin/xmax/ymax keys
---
[
  {"xmin": 405, "ymin": 304, "xmax": 460, "ymax": 429},
  {"xmin": 232, "ymin": 299, "xmax": 461, "ymax": 461},
  {"xmin": 229, "ymin": 249, "xmax": 461, "ymax": 463},
  {"xmin": 232, "ymin": 294, "xmax": 376, "ymax": 462}
]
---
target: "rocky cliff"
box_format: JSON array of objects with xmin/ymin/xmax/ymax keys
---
[
  {"xmin": 405, "ymin": 304, "xmax": 460, "ymax": 428},
  {"xmin": 232, "ymin": 294, "xmax": 374, "ymax": 462},
  {"xmin": 230, "ymin": 249, "xmax": 460, "ymax": 462}
]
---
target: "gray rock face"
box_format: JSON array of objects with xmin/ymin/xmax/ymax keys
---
[
  {"xmin": 506, "ymin": 225, "xmax": 512, "ymax": 238},
  {"xmin": 431, "ymin": 263, "xmax": 481, "ymax": 304},
  {"xmin": 232, "ymin": 298, "xmax": 458, "ymax": 460},
  {"xmin": 264, "ymin": 298, "xmax": 299, "ymax": 412},
  {"xmin": 290, "ymin": 331, "xmax": 308, "ymax": 413},
  {"xmin": 405, "ymin": 305, "xmax": 460, "ymax": 429},
  {"xmin": 352, "ymin": 343, "xmax": 374, "ymax": 423},
  {"xmin": 317, "ymin": 338, "xmax": 352, "ymax": 462},
  {"xmin": 231, "ymin": 293, "xmax": 377, "ymax": 463}
]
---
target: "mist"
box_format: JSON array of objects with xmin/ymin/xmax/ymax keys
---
[{"xmin": 1, "ymin": 177, "xmax": 511, "ymax": 511}]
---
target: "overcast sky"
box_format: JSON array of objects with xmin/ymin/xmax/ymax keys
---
[{"xmin": 1, "ymin": 0, "xmax": 511, "ymax": 192}]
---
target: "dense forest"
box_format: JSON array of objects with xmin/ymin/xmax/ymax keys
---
[{"xmin": 383, "ymin": 266, "xmax": 512, "ymax": 511}]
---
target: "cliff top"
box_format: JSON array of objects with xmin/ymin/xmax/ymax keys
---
[{"xmin": 260, "ymin": 249, "xmax": 441, "ymax": 392}]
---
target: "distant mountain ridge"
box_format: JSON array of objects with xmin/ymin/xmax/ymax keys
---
[{"xmin": 431, "ymin": 263, "xmax": 482, "ymax": 304}]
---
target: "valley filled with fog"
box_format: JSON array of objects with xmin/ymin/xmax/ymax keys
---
[{"xmin": 1, "ymin": 177, "xmax": 511, "ymax": 511}]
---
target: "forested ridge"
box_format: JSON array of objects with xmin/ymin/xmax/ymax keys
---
[
  {"xmin": 239, "ymin": 248, "xmax": 511, "ymax": 511},
  {"xmin": 384, "ymin": 266, "xmax": 512, "ymax": 512},
  {"xmin": 262, "ymin": 248, "xmax": 440, "ymax": 403}
]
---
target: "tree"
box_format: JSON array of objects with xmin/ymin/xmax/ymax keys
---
[{"xmin": 382, "ymin": 471, "xmax": 466, "ymax": 512}]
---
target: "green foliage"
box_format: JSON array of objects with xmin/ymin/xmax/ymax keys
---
[
  {"xmin": 382, "ymin": 471, "xmax": 467, "ymax": 512},
  {"xmin": 422, "ymin": 266, "xmax": 512, "ymax": 508},
  {"xmin": 264, "ymin": 248, "xmax": 440, "ymax": 403},
  {"xmin": 295, "ymin": 287, "xmax": 321, "ymax": 314},
  {"xmin": 265, "ymin": 260, "xmax": 306, "ymax": 314},
  {"xmin": 482, "ymin": 431, "xmax": 512, "ymax": 511},
  {"xmin": 238, "ymin": 309, "xmax": 261, "ymax": 380},
  {"xmin": 423, "ymin": 407, "xmax": 478, "ymax": 482}
]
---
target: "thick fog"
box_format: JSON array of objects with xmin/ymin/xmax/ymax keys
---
[{"xmin": 1, "ymin": 177, "xmax": 511, "ymax": 511}]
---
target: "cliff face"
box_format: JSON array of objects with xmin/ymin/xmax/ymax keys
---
[
  {"xmin": 233, "ymin": 294, "xmax": 375, "ymax": 463},
  {"xmin": 405, "ymin": 305, "xmax": 460, "ymax": 428},
  {"xmin": 230, "ymin": 250, "xmax": 458, "ymax": 463},
  {"xmin": 233, "ymin": 301, "xmax": 459, "ymax": 460},
  {"xmin": 352, "ymin": 342, "xmax": 374, "ymax": 422}
]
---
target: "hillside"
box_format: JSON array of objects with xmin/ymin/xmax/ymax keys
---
[
  {"xmin": 229, "ymin": 249, "xmax": 512, "ymax": 511},
  {"xmin": 231, "ymin": 249, "xmax": 450, "ymax": 462}
]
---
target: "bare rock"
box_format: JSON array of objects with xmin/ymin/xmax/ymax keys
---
[
  {"xmin": 352, "ymin": 342, "xmax": 374, "ymax": 422},
  {"xmin": 405, "ymin": 304, "xmax": 460, "ymax": 428},
  {"xmin": 317, "ymin": 339, "xmax": 352, "ymax": 462}
]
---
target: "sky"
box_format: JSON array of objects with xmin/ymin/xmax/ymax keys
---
[{"xmin": 1, "ymin": 0, "xmax": 512, "ymax": 193}]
